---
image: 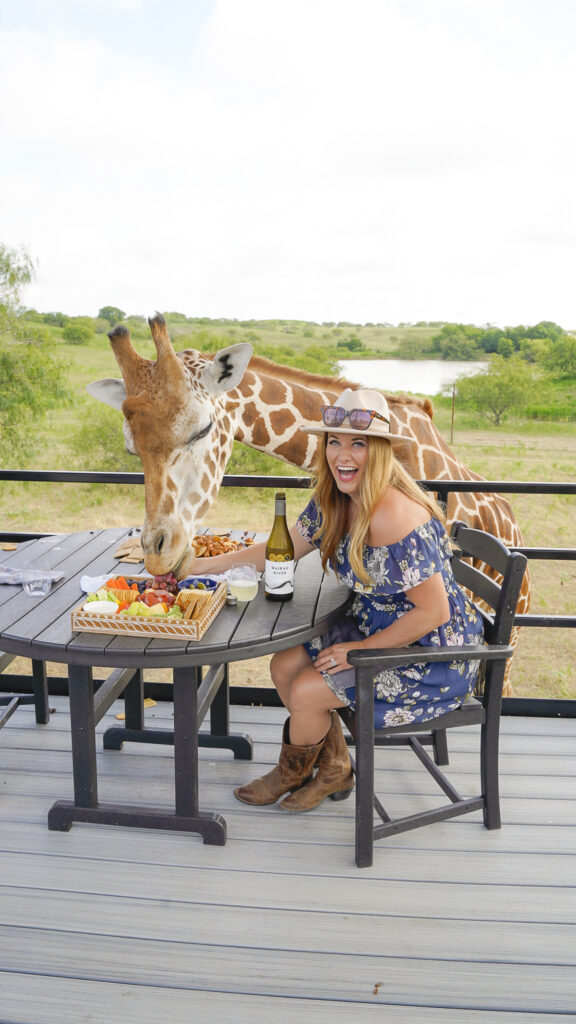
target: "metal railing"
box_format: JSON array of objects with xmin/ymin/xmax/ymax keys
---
[{"xmin": 1, "ymin": 470, "xmax": 574, "ymax": 715}]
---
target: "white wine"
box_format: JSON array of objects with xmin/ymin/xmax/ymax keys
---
[
  {"xmin": 265, "ymin": 491, "xmax": 294, "ymax": 602},
  {"xmin": 229, "ymin": 579, "xmax": 258, "ymax": 602}
]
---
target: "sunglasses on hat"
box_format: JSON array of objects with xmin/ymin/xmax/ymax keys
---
[{"xmin": 322, "ymin": 406, "xmax": 390, "ymax": 430}]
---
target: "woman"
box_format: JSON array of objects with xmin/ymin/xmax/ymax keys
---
[{"xmin": 193, "ymin": 388, "xmax": 485, "ymax": 813}]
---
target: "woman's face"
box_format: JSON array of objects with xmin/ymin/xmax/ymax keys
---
[{"xmin": 325, "ymin": 433, "xmax": 369, "ymax": 497}]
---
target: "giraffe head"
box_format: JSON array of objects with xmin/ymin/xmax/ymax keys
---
[{"xmin": 87, "ymin": 313, "xmax": 252, "ymax": 577}]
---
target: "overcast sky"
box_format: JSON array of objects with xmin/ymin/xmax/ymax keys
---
[{"xmin": 1, "ymin": 0, "xmax": 575, "ymax": 328}]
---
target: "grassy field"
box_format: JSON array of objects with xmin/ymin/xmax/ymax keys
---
[{"xmin": 2, "ymin": 322, "xmax": 575, "ymax": 700}]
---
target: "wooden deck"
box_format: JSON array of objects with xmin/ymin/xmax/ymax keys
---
[{"xmin": 1, "ymin": 696, "xmax": 575, "ymax": 1023}]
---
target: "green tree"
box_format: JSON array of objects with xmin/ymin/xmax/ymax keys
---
[
  {"xmin": 42, "ymin": 311, "xmax": 69, "ymax": 327},
  {"xmin": 337, "ymin": 336, "xmax": 365, "ymax": 352},
  {"xmin": 0, "ymin": 241, "xmax": 71, "ymax": 462},
  {"xmin": 539, "ymin": 336, "xmax": 576, "ymax": 377},
  {"xmin": 63, "ymin": 323, "xmax": 93, "ymax": 345},
  {"xmin": 479, "ymin": 328, "xmax": 504, "ymax": 353},
  {"xmin": 69, "ymin": 404, "xmax": 139, "ymax": 472},
  {"xmin": 0, "ymin": 242, "xmax": 34, "ymax": 308},
  {"xmin": 517, "ymin": 337, "xmax": 545, "ymax": 363},
  {"xmin": 98, "ymin": 305, "xmax": 126, "ymax": 326},
  {"xmin": 496, "ymin": 336, "xmax": 515, "ymax": 358},
  {"xmin": 526, "ymin": 320, "xmax": 564, "ymax": 341},
  {"xmin": 455, "ymin": 355, "xmax": 534, "ymax": 425},
  {"xmin": 432, "ymin": 323, "xmax": 482, "ymax": 359}
]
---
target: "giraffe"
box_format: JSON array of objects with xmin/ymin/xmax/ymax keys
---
[{"xmin": 88, "ymin": 313, "xmax": 530, "ymax": 685}]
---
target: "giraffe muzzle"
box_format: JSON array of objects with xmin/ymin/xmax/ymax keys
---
[{"xmin": 141, "ymin": 521, "xmax": 192, "ymax": 579}]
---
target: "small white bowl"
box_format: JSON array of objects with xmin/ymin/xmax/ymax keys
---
[{"xmin": 83, "ymin": 601, "xmax": 118, "ymax": 615}]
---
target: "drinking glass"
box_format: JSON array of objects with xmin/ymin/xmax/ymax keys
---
[
  {"xmin": 229, "ymin": 564, "xmax": 259, "ymax": 603},
  {"xmin": 22, "ymin": 565, "xmax": 52, "ymax": 598},
  {"xmin": 21, "ymin": 548, "xmax": 59, "ymax": 598}
]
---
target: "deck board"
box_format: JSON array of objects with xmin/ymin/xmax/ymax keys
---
[{"xmin": 0, "ymin": 697, "xmax": 575, "ymax": 1022}]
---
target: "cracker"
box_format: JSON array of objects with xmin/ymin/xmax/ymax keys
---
[
  {"xmin": 114, "ymin": 538, "xmax": 144, "ymax": 561},
  {"xmin": 176, "ymin": 589, "xmax": 197, "ymax": 612},
  {"xmin": 177, "ymin": 588, "xmax": 214, "ymax": 621},
  {"xmin": 178, "ymin": 591, "xmax": 202, "ymax": 619},
  {"xmin": 183, "ymin": 594, "xmax": 201, "ymax": 621},
  {"xmin": 191, "ymin": 590, "xmax": 213, "ymax": 618}
]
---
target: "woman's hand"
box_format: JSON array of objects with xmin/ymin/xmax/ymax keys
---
[{"xmin": 314, "ymin": 642, "xmax": 360, "ymax": 674}]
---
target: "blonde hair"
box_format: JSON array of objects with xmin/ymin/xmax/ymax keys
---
[{"xmin": 311, "ymin": 435, "xmax": 447, "ymax": 585}]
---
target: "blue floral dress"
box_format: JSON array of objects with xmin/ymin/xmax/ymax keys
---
[{"xmin": 296, "ymin": 498, "xmax": 485, "ymax": 729}]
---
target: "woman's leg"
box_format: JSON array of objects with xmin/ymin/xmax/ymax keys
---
[
  {"xmin": 269, "ymin": 644, "xmax": 313, "ymax": 709},
  {"xmin": 233, "ymin": 645, "xmax": 322, "ymax": 807},
  {"xmin": 279, "ymin": 668, "xmax": 353, "ymax": 812},
  {"xmin": 288, "ymin": 666, "xmax": 348, "ymax": 745}
]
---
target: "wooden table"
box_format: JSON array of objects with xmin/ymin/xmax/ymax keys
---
[{"xmin": 0, "ymin": 527, "xmax": 350, "ymax": 845}]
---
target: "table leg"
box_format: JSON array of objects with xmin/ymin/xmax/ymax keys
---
[
  {"xmin": 198, "ymin": 665, "xmax": 253, "ymax": 761},
  {"xmin": 173, "ymin": 665, "xmax": 198, "ymax": 817},
  {"xmin": 48, "ymin": 664, "xmax": 226, "ymax": 845},
  {"xmin": 103, "ymin": 668, "xmax": 176, "ymax": 750},
  {"xmin": 32, "ymin": 659, "xmax": 50, "ymax": 725},
  {"xmin": 210, "ymin": 663, "xmax": 229, "ymax": 735},
  {"xmin": 49, "ymin": 664, "xmax": 98, "ymax": 831},
  {"xmin": 104, "ymin": 664, "xmax": 253, "ymax": 761},
  {"xmin": 124, "ymin": 669, "xmax": 144, "ymax": 729}
]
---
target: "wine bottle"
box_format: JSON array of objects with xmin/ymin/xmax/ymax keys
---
[{"xmin": 265, "ymin": 491, "xmax": 295, "ymax": 602}]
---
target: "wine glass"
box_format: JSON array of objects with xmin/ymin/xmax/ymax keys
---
[{"xmin": 229, "ymin": 564, "xmax": 259, "ymax": 603}]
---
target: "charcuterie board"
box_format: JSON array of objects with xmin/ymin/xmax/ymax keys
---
[{"xmin": 71, "ymin": 581, "xmax": 227, "ymax": 641}]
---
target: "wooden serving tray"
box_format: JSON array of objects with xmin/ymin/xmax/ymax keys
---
[{"xmin": 71, "ymin": 581, "xmax": 227, "ymax": 641}]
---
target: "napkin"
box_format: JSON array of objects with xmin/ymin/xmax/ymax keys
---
[{"xmin": 0, "ymin": 567, "xmax": 65, "ymax": 586}]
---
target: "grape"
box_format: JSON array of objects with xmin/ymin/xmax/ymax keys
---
[{"xmin": 152, "ymin": 572, "xmax": 178, "ymax": 594}]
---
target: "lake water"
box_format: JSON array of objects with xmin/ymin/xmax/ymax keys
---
[{"xmin": 338, "ymin": 359, "xmax": 487, "ymax": 396}]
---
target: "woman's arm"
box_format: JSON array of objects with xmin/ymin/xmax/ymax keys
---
[
  {"xmin": 313, "ymin": 572, "xmax": 450, "ymax": 675},
  {"xmin": 192, "ymin": 522, "xmax": 315, "ymax": 576}
]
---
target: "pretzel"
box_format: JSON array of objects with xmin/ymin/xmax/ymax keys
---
[{"xmin": 192, "ymin": 534, "xmax": 254, "ymax": 558}]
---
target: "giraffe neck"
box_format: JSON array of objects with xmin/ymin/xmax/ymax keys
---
[
  {"xmin": 232, "ymin": 365, "xmax": 338, "ymax": 470},
  {"xmin": 231, "ymin": 360, "xmax": 462, "ymax": 479}
]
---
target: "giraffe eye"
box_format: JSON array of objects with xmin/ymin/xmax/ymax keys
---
[{"xmin": 186, "ymin": 421, "xmax": 213, "ymax": 445}]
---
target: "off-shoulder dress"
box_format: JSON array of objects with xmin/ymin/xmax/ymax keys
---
[{"xmin": 296, "ymin": 498, "xmax": 485, "ymax": 729}]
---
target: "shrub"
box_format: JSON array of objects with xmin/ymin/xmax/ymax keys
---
[{"xmin": 63, "ymin": 324, "xmax": 94, "ymax": 345}]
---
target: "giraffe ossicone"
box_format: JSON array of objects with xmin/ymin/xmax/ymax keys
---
[{"xmin": 88, "ymin": 313, "xmax": 530, "ymax": 671}]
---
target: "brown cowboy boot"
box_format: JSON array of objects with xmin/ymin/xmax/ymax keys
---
[
  {"xmin": 279, "ymin": 711, "xmax": 354, "ymax": 812},
  {"xmin": 233, "ymin": 719, "xmax": 324, "ymax": 806}
]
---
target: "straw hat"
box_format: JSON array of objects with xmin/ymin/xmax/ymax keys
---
[{"xmin": 301, "ymin": 388, "xmax": 416, "ymax": 444}]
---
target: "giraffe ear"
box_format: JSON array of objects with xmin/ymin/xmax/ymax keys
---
[
  {"xmin": 202, "ymin": 343, "xmax": 252, "ymax": 395},
  {"xmin": 87, "ymin": 378, "xmax": 127, "ymax": 411}
]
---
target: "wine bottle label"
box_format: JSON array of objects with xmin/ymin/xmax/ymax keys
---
[{"xmin": 265, "ymin": 557, "xmax": 294, "ymax": 596}]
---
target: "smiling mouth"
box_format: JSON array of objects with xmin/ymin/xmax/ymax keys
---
[{"xmin": 336, "ymin": 466, "xmax": 358, "ymax": 482}]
